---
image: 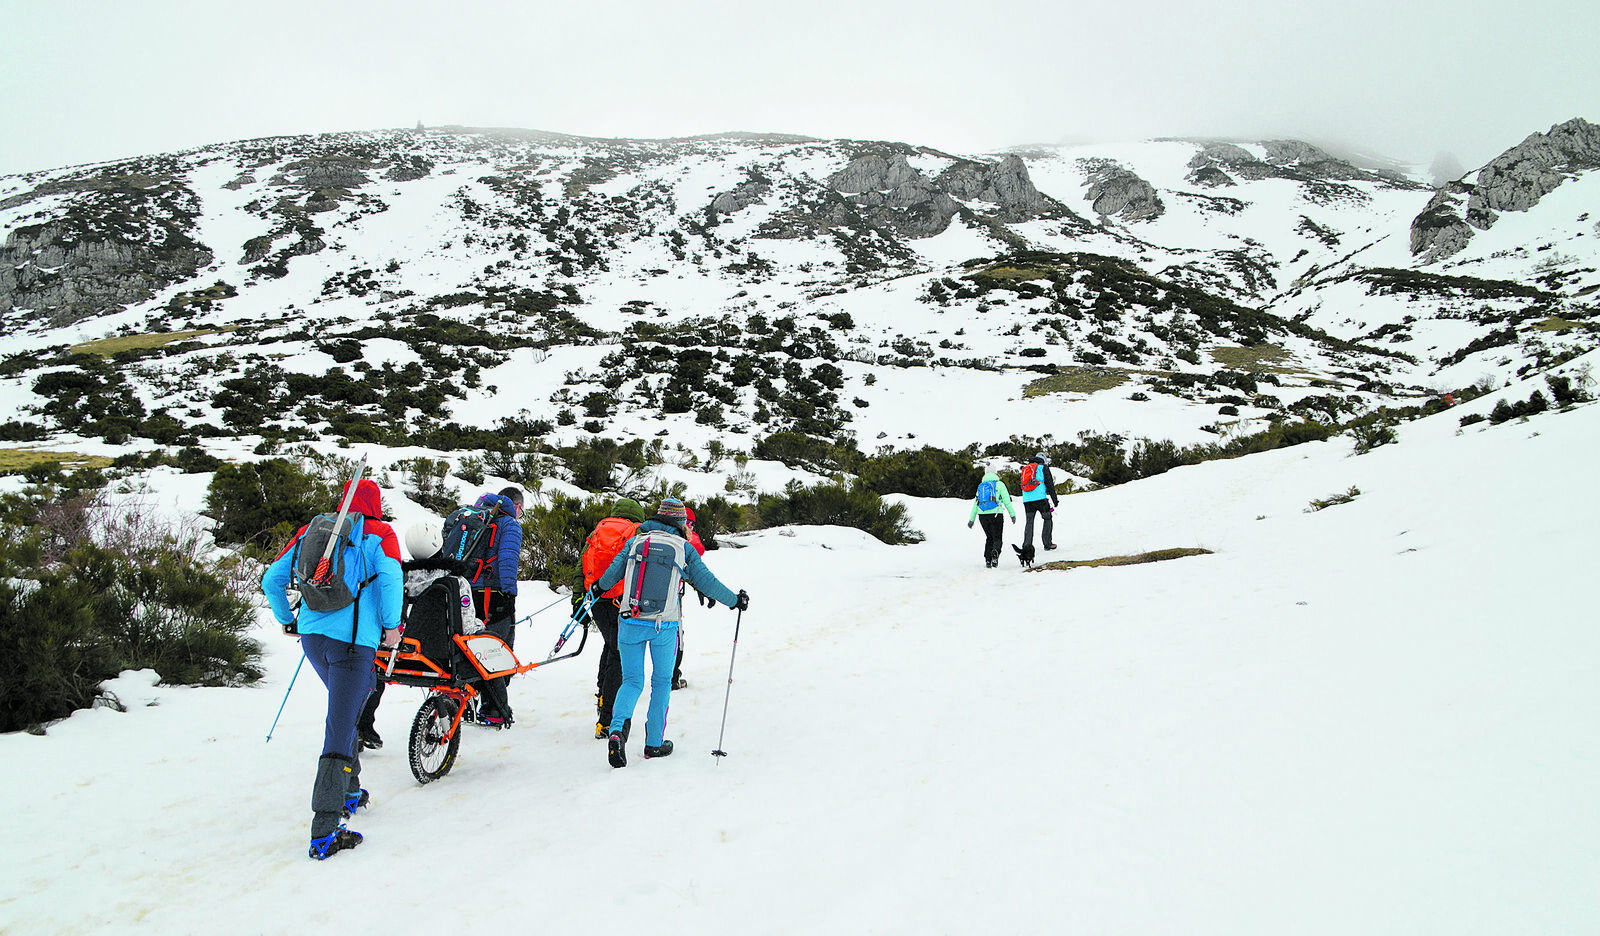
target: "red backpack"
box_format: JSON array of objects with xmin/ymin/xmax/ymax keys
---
[
  {"xmin": 583, "ymin": 518, "xmax": 639, "ymax": 599},
  {"xmin": 1020, "ymin": 463, "xmax": 1040, "ymax": 492}
]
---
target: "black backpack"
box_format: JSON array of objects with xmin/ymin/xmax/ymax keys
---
[{"xmin": 442, "ymin": 504, "xmax": 500, "ymax": 586}]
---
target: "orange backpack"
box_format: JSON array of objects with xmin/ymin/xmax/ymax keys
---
[
  {"xmin": 1020, "ymin": 462, "xmax": 1040, "ymax": 492},
  {"xmin": 583, "ymin": 517, "xmax": 639, "ymax": 599}
]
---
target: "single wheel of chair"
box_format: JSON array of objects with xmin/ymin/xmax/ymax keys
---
[{"xmin": 408, "ymin": 694, "xmax": 462, "ymax": 784}]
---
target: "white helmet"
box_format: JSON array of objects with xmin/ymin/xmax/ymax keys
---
[{"xmin": 404, "ymin": 520, "xmax": 442, "ymax": 560}]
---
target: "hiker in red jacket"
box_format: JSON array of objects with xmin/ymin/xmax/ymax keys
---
[{"xmin": 671, "ymin": 504, "xmax": 709, "ymax": 690}]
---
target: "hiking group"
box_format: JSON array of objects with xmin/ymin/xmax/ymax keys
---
[
  {"xmin": 968, "ymin": 453, "xmax": 1060, "ymax": 568},
  {"xmin": 264, "ymin": 477, "xmax": 747, "ymax": 861}
]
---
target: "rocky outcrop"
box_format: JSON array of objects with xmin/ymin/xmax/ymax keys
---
[
  {"xmin": 0, "ymin": 221, "xmax": 213, "ymax": 325},
  {"xmin": 829, "ymin": 153, "xmax": 923, "ymax": 194},
  {"xmin": 283, "ymin": 157, "xmax": 370, "ymax": 190},
  {"xmin": 1187, "ymin": 139, "xmax": 1414, "ymax": 190},
  {"xmin": 710, "ymin": 176, "xmax": 773, "ymax": 216},
  {"xmin": 1080, "ymin": 159, "xmax": 1164, "ymax": 221},
  {"xmin": 1410, "ymin": 118, "xmax": 1600, "ymax": 259},
  {"xmin": 935, "ymin": 154, "xmax": 1056, "ymax": 221},
  {"xmin": 1465, "ymin": 118, "xmax": 1600, "ymax": 230},
  {"xmin": 1410, "ymin": 184, "xmax": 1475, "ymax": 261}
]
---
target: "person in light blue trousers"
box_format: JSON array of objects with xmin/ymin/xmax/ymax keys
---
[{"xmin": 589, "ymin": 497, "xmax": 747, "ymax": 768}]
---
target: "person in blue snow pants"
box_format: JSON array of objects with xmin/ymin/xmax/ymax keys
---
[{"xmin": 590, "ymin": 497, "xmax": 746, "ymax": 767}]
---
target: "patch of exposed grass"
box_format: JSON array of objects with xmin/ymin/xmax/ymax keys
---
[
  {"xmin": 1023, "ymin": 367, "xmax": 1132, "ymax": 397},
  {"xmin": 0, "ymin": 449, "xmax": 115, "ymax": 475},
  {"xmin": 1029, "ymin": 547, "xmax": 1213, "ymax": 571},
  {"xmin": 1208, "ymin": 343, "xmax": 1299, "ymax": 373},
  {"xmin": 70, "ymin": 328, "xmax": 221, "ymax": 357},
  {"xmin": 1531, "ymin": 316, "xmax": 1583, "ymax": 332},
  {"xmin": 971, "ymin": 264, "xmax": 1054, "ymax": 283}
]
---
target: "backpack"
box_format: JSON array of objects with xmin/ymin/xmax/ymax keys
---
[
  {"xmin": 583, "ymin": 517, "xmax": 640, "ymax": 599},
  {"xmin": 401, "ymin": 566, "xmax": 480, "ymax": 665},
  {"xmin": 442, "ymin": 504, "xmax": 499, "ymax": 586},
  {"xmin": 619, "ymin": 531, "xmax": 689, "ymax": 624},
  {"xmin": 976, "ymin": 479, "xmax": 999, "ymax": 511},
  {"xmin": 287, "ymin": 514, "xmax": 377, "ymax": 638},
  {"xmin": 1020, "ymin": 463, "xmax": 1040, "ymax": 492}
]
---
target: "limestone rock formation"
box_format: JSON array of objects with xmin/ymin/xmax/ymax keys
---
[
  {"xmin": 1080, "ymin": 159, "xmax": 1164, "ymax": 221},
  {"xmin": 1465, "ymin": 118, "xmax": 1600, "ymax": 230}
]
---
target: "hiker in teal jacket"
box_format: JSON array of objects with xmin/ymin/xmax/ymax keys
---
[{"xmin": 967, "ymin": 470, "xmax": 1016, "ymax": 568}]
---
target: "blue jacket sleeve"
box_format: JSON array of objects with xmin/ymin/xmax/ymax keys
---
[
  {"xmin": 261, "ymin": 547, "xmax": 296, "ymax": 629},
  {"xmin": 496, "ymin": 518, "xmax": 522, "ymax": 594},
  {"xmin": 681, "ymin": 549, "xmax": 738, "ymax": 608},
  {"xmin": 373, "ymin": 542, "xmax": 403, "ymax": 631}
]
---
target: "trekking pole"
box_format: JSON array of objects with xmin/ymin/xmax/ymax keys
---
[
  {"xmin": 512, "ymin": 593, "xmax": 569, "ymax": 629},
  {"xmin": 711, "ymin": 607, "xmax": 743, "ymax": 762},
  {"xmin": 265, "ymin": 653, "xmax": 306, "ymax": 743}
]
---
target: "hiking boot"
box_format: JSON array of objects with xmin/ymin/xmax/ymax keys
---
[
  {"xmin": 343, "ymin": 788, "xmax": 369, "ymax": 817},
  {"xmin": 357, "ymin": 726, "xmax": 382, "ymax": 750},
  {"xmin": 595, "ymin": 720, "xmax": 608, "ymax": 740},
  {"xmin": 1044, "ymin": 543, "xmax": 1057, "ymax": 551},
  {"xmin": 308, "ymin": 826, "xmax": 363, "ymax": 860},
  {"xmin": 620, "ymin": 718, "xmax": 631, "ymax": 743},
  {"xmin": 643, "ymin": 740, "xmax": 674, "ymax": 759},
  {"xmin": 484, "ymin": 715, "xmax": 511, "ymax": 730},
  {"xmin": 672, "ymin": 676, "xmax": 688, "ymax": 690},
  {"xmin": 608, "ymin": 732, "xmax": 627, "ymax": 768}
]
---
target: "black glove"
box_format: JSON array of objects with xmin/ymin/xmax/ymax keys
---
[
  {"xmin": 735, "ymin": 589, "xmax": 750, "ymax": 611},
  {"xmin": 699, "ymin": 590, "xmax": 714, "ymax": 608},
  {"xmin": 967, "ymin": 520, "xmax": 974, "ymax": 529},
  {"xmin": 586, "ymin": 584, "xmax": 603, "ymax": 605}
]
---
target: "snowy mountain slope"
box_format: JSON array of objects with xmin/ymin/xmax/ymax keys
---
[
  {"xmin": 2, "ymin": 354, "xmax": 1594, "ymax": 935},
  {"xmin": 1, "ymin": 122, "xmax": 1595, "ymax": 468}
]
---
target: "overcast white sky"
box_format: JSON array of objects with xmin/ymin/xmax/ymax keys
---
[{"xmin": 2, "ymin": 0, "xmax": 1595, "ymax": 176}]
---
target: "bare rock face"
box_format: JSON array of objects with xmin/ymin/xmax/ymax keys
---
[
  {"xmin": 1080, "ymin": 159, "xmax": 1165, "ymax": 222},
  {"xmin": 1466, "ymin": 118, "xmax": 1600, "ymax": 230},
  {"xmin": 710, "ymin": 176, "xmax": 772, "ymax": 216},
  {"xmin": 1409, "ymin": 183, "xmax": 1475, "ymax": 262},
  {"xmin": 935, "ymin": 154, "xmax": 1055, "ymax": 221},
  {"xmin": 1410, "ymin": 117, "xmax": 1600, "ymax": 259},
  {"xmin": 0, "ymin": 170, "xmax": 214, "ymax": 325},
  {"xmin": 828, "ymin": 153, "xmax": 923, "ymax": 194}
]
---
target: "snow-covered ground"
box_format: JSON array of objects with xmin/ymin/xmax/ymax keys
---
[{"xmin": 3, "ymin": 359, "xmax": 1595, "ymax": 934}]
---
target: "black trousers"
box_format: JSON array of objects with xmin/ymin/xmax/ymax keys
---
[
  {"xmin": 592, "ymin": 597, "xmax": 622, "ymax": 725},
  {"xmin": 979, "ymin": 513, "xmax": 1005, "ymax": 564},
  {"xmin": 473, "ymin": 590, "xmax": 516, "ymax": 719},
  {"xmin": 1023, "ymin": 500, "xmax": 1054, "ymax": 550}
]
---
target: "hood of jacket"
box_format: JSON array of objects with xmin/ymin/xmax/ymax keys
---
[
  {"xmin": 342, "ymin": 479, "xmax": 384, "ymax": 520},
  {"xmin": 475, "ymin": 492, "xmax": 517, "ymax": 517},
  {"xmin": 981, "ymin": 470, "xmax": 1001, "ymax": 482}
]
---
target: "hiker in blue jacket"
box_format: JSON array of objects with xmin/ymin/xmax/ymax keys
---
[
  {"xmin": 1016, "ymin": 453, "xmax": 1060, "ymax": 564},
  {"xmin": 967, "ymin": 469, "xmax": 1016, "ymax": 568},
  {"xmin": 262, "ymin": 478, "xmax": 403, "ymax": 860},
  {"xmin": 589, "ymin": 497, "xmax": 748, "ymax": 768}
]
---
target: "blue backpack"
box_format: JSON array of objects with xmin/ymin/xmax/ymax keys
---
[{"xmin": 976, "ymin": 480, "xmax": 999, "ymax": 511}]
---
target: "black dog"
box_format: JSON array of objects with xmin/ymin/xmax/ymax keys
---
[{"xmin": 1012, "ymin": 543, "xmax": 1035, "ymax": 568}]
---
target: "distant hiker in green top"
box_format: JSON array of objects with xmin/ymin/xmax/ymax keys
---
[{"xmin": 967, "ymin": 470, "xmax": 1016, "ymax": 568}]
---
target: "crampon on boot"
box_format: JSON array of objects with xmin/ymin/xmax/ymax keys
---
[
  {"xmin": 309, "ymin": 826, "xmax": 363, "ymax": 860},
  {"xmin": 343, "ymin": 788, "xmax": 369, "ymax": 817}
]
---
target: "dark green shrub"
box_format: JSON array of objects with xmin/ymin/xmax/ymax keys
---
[
  {"xmin": 857, "ymin": 447, "xmax": 982, "ymax": 499},
  {"xmin": 0, "ymin": 551, "xmax": 114, "ymax": 732},
  {"xmin": 1351, "ymin": 421, "xmax": 1398, "ymax": 454},
  {"xmin": 753, "ymin": 481, "xmax": 922, "ymax": 545},
  {"xmin": 204, "ymin": 459, "xmax": 339, "ymax": 554},
  {"xmin": 521, "ymin": 491, "xmax": 612, "ymax": 592},
  {"xmin": 752, "ymin": 432, "xmax": 862, "ymax": 473}
]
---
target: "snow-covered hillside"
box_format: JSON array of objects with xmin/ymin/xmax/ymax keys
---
[
  {"xmin": 3, "ymin": 354, "xmax": 1595, "ymax": 935},
  {"xmin": 1, "ymin": 122, "xmax": 1596, "ymax": 464}
]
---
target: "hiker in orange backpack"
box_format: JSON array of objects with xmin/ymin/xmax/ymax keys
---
[
  {"xmin": 1015, "ymin": 453, "xmax": 1059, "ymax": 566},
  {"xmin": 581, "ymin": 497, "xmax": 647, "ymax": 739}
]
